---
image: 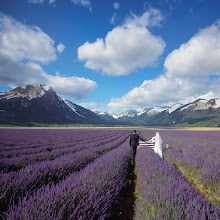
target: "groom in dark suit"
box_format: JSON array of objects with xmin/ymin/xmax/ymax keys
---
[{"xmin": 130, "ymin": 130, "xmax": 146, "ymax": 162}]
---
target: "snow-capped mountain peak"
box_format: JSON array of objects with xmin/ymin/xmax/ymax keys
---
[
  {"xmin": 206, "ymin": 98, "xmax": 220, "ymax": 109},
  {"xmin": 111, "ymin": 110, "xmax": 138, "ymax": 119},
  {"xmin": 147, "ymin": 106, "xmax": 168, "ymax": 115},
  {"xmin": 0, "ymin": 84, "xmax": 53, "ymax": 100},
  {"xmin": 179, "ymin": 98, "xmax": 220, "ymax": 111}
]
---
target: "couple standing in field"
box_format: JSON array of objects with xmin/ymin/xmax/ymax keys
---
[{"xmin": 130, "ymin": 130, "xmax": 163, "ymax": 162}]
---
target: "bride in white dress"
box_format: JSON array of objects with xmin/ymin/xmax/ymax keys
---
[{"xmin": 149, "ymin": 132, "xmax": 163, "ymax": 158}]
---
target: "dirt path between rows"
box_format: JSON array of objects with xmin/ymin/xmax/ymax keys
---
[{"xmin": 110, "ymin": 159, "xmax": 136, "ymax": 220}]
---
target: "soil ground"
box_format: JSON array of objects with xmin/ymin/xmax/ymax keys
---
[{"xmin": 109, "ymin": 159, "xmax": 136, "ymax": 220}]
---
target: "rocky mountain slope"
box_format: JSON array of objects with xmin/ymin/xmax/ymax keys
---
[
  {"xmin": 0, "ymin": 84, "xmax": 106, "ymax": 125},
  {"xmin": 109, "ymin": 99, "xmax": 220, "ymax": 127},
  {"xmin": 1, "ymin": 84, "xmax": 220, "ymax": 126}
]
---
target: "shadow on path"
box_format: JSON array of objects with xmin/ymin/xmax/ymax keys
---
[{"xmin": 110, "ymin": 159, "xmax": 136, "ymax": 220}]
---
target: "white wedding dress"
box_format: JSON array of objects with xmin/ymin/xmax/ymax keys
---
[{"xmin": 150, "ymin": 132, "xmax": 163, "ymax": 158}]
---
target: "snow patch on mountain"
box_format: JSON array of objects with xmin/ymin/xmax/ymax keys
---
[
  {"xmin": 98, "ymin": 112, "xmax": 107, "ymax": 115},
  {"xmin": 112, "ymin": 114, "xmax": 121, "ymax": 119},
  {"xmin": 169, "ymin": 104, "xmax": 183, "ymax": 114},
  {"xmin": 147, "ymin": 107, "xmax": 167, "ymax": 115},
  {"xmin": 137, "ymin": 108, "xmax": 151, "ymax": 116},
  {"xmin": 62, "ymin": 98, "xmax": 84, "ymax": 118},
  {"xmin": 179, "ymin": 99, "xmax": 220, "ymax": 111},
  {"xmin": 0, "ymin": 91, "xmax": 6, "ymax": 96},
  {"xmin": 42, "ymin": 85, "xmax": 52, "ymax": 91},
  {"xmin": 181, "ymin": 103, "xmax": 193, "ymax": 111}
]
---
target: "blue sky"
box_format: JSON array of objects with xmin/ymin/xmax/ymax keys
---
[{"xmin": 0, "ymin": 0, "xmax": 220, "ymax": 114}]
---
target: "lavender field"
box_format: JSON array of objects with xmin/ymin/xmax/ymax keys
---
[
  {"xmin": 0, "ymin": 128, "xmax": 220, "ymax": 219},
  {"xmin": 0, "ymin": 129, "xmax": 131, "ymax": 219},
  {"xmin": 136, "ymin": 129, "xmax": 220, "ymax": 219}
]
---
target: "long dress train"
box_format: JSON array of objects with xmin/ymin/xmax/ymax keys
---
[{"xmin": 154, "ymin": 132, "xmax": 163, "ymax": 158}]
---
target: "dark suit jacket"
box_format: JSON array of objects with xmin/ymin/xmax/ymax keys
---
[{"xmin": 130, "ymin": 133, "xmax": 145, "ymax": 147}]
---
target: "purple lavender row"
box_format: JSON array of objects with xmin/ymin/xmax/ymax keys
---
[
  {"xmin": 0, "ymin": 132, "xmax": 128, "ymax": 170},
  {"xmin": 0, "ymin": 130, "xmax": 128, "ymax": 158},
  {"xmin": 0, "ymin": 131, "xmax": 130, "ymax": 172},
  {"xmin": 164, "ymin": 136, "xmax": 220, "ymax": 155},
  {"xmin": 157, "ymin": 131, "xmax": 220, "ymax": 202},
  {"xmin": 141, "ymin": 129, "xmax": 220, "ymax": 206},
  {"xmin": 0, "ymin": 133, "xmax": 130, "ymax": 215},
  {"xmin": 0, "ymin": 130, "xmax": 126, "ymax": 152},
  {"xmin": 141, "ymin": 130, "xmax": 220, "ymax": 165},
  {"xmin": 0, "ymin": 129, "xmax": 125, "ymax": 151},
  {"xmin": 159, "ymin": 130, "xmax": 220, "ymax": 152},
  {"xmin": 0, "ymin": 129, "xmax": 87, "ymax": 146},
  {"xmin": 133, "ymin": 147, "xmax": 220, "ymax": 220},
  {"xmin": 5, "ymin": 138, "xmax": 131, "ymax": 220},
  {"xmin": 163, "ymin": 136, "xmax": 220, "ymax": 164},
  {"xmin": 164, "ymin": 147, "xmax": 220, "ymax": 207},
  {"xmin": 0, "ymin": 129, "xmax": 124, "ymax": 150}
]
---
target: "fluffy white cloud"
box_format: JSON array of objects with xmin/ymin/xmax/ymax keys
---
[
  {"xmin": 164, "ymin": 21, "xmax": 220, "ymax": 77},
  {"xmin": 49, "ymin": 0, "xmax": 56, "ymax": 4},
  {"xmin": 0, "ymin": 55, "xmax": 46, "ymax": 87},
  {"xmin": 110, "ymin": 13, "xmax": 117, "ymax": 25},
  {"xmin": 113, "ymin": 2, "xmax": 120, "ymax": 10},
  {"xmin": 44, "ymin": 73, "xmax": 97, "ymax": 99},
  {"xmin": 108, "ymin": 75, "xmax": 210, "ymax": 111},
  {"xmin": 70, "ymin": 0, "xmax": 92, "ymax": 11},
  {"xmin": 78, "ymin": 9, "xmax": 165, "ymax": 76},
  {"xmin": 28, "ymin": 0, "xmax": 56, "ymax": 5},
  {"xmin": 126, "ymin": 9, "xmax": 164, "ymax": 28},
  {"xmin": 0, "ymin": 13, "xmax": 97, "ymax": 99},
  {"xmin": 0, "ymin": 13, "xmax": 57, "ymax": 64},
  {"xmin": 197, "ymin": 91, "xmax": 216, "ymax": 101},
  {"xmin": 0, "ymin": 55, "xmax": 97, "ymax": 99},
  {"xmin": 29, "ymin": 0, "xmax": 44, "ymax": 3},
  {"xmin": 57, "ymin": 43, "xmax": 66, "ymax": 53},
  {"xmin": 107, "ymin": 21, "xmax": 220, "ymax": 112}
]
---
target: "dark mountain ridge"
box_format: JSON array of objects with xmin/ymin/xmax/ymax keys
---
[
  {"xmin": 0, "ymin": 84, "xmax": 106, "ymax": 125},
  {"xmin": 1, "ymin": 85, "xmax": 220, "ymax": 127}
]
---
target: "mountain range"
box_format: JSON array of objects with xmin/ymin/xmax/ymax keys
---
[
  {"xmin": 0, "ymin": 84, "xmax": 220, "ymax": 127},
  {"xmin": 102, "ymin": 98, "xmax": 220, "ymax": 127},
  {"xmin": 0, "ymin": 84, "xmax": 106, "ymax": 126}
]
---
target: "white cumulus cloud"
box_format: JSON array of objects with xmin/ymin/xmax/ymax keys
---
[
  {"xmin": 78, "ymin": 9, "xmax": 165, "ymax": 76},
  {"xmin": 0, "ymin": 56, "xmax": 46, "ymax": 87},
  {"xmin": 113, "ymin": 2, "xmax": 120, "ymax": 10},
  {"xmin": 0, "ymin": 13, "xmax": 57, "ymax": 64},
  {"xmin": 29, "ymin": 0, "xmax": 56, "ymax": 5},
  {"xmin": 164, "ymin": 20, "xmax": 220, "ymax": 77},
  {"xmin": 110, "ymin": 13, "xmax": 117, "ymax": 25},
  {"xmin": 0, "ymin": 54, "xmax": 97, "ymax": 99},
  {"xmin": 70, "ymin": 0, "xmax": 92, "ymax": 11},
  {"xmin": 126, "ymin": 8, "xmax": 164, "ymax": 28},
  {"xmin": 43, "ymin": 73, "xmax": 97, "ymax": 99},
  {"xmin": 49, "ymin": 0, "xmax": 56, "ymax": 4},
  {"xmin": 29, "ymin": 0, "xmax": 44, "ymax": 4},
  {"xmin": 0, "ymin": 13, "xmax": 97, "ymax": 99},
  {"xmin": 108, "ymin": 75, "xmax": 210, "ymax": 111},
  {"xmin": 108, "ymin": 21, "xmax": 220, "ymax": 112},
  {"xmin": 57, "ymin": 43, "xmax": 66, "ymax": 53}
]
